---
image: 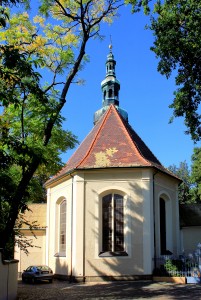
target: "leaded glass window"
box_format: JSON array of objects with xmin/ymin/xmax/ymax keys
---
[
  {"xmin": 59, "ymin": 200, "xmax": 66, "ymax": 254},
  {"xmin": 102, "ymin": 193, "xmax": 124, "ymax": 253}
]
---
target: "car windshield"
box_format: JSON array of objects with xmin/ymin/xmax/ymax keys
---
[{"xmin": 24, "ymin": 265, "xmax": 51, "ymax": 272}]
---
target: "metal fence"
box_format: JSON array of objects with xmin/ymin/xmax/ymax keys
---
[{"xmin": 153, "ymin": 250, "xmax": 201, "ymax": 278}]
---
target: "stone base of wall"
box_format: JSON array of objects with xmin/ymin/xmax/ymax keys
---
[
  {"xmin": 153, "ymin": 276, "xmax": 186, "ymax": 284},
  {"xmin": 84, "ymin": 275, "xmax": 153, "ymax": 282},
  {"xmin": 54, "ymin": 274, "xmax": 70, "ymax": 281},
  {"xmin": 54, "ymin": 274, "xmax": 153, "ymax": 283}
]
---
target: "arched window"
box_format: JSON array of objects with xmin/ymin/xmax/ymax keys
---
[
  {"xmin": 108, "ymin": 89, "xmax": 113, "ymax": 98},
  {"xmin": 59, "ymin": 200, "xmax": 66, "ymax": 254},
  {"xmin": 104, "ymin": 90, "xmax": 106, "ymax": 100},
  {"xmin": 159, "ymin": 194, "xmax": 173, "ymax": 256},
  {"xmin": 160, "ymin": 198, "xmax": 166, "ymax": 255},
  {"xmin": 55, "ymin": 198, "xmax": 66, "ymax": 256},
  {"xmin": 100, "ymin": 193, "xmax": 127, "ymax": 256}
]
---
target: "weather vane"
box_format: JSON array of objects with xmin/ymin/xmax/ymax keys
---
[{"xmin": 109, "ymin": 35, "xmax": 113, "ymax": 52}]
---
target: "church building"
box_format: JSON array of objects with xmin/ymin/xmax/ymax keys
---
[{"xmin": 45, "ymin": 46, "xmax": 181, "ymax": 281}]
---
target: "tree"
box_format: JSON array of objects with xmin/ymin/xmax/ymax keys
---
[
  {"xmin": 0, "ymin": 0, "xmax": 127, "ymax": 257},
  {"xmin": 0, "ymin": 1, "xmax": 29, "ymax": 26},
  {"xmin": 168, "ymin": 161, "xmax": 192, "ymax": 204},
  {"xmin": 168, "ymin": 148, "xmax": 201, "ymax": 204},
  {"xmin": 1, "ymin": 105, "xmax": 78, "ymax": 203},
  {"xmin": 191, "ymin": 147, "xmax": 201, "ymax": 202},
  {"xmin": 149, "ymin": 0, "xmax": 201, "ymax": 141}
]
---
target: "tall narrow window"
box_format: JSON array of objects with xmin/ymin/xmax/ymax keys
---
[
  {"xmin": 101, "ymin": 193, "xmax": 126, "ymax": 256},
  {"xmin": 160, "ymin": 198, "xmax": 166, "ymax": 255},
  {"xmin": 104, "ymin": 90, "xmax": 106, "ymax": 100},
  {"xmin": 59, "ymin": 200, "xmax": 66, "ymax": 255}
]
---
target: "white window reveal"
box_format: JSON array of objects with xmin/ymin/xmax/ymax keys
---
[{"xmin": 55, "ymin": 198, "xmax": 66, "ymax": 257}]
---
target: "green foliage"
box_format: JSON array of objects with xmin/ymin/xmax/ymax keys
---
[
  {"xmin": 0, "ymin": 1, "xmax": 29, "ymax": 28},
  {"xmin": 153, "ymin": 258, "xmax": 183, "ymax": 277},
  {"xmin": 164, "ymin": 259, "xmax": 183, "ymax": 276},
  {"xmin": 168, "ymin": 149, "xmax": 201, "ymax": 203},
  {"xmin": 0, "ymin": 0, "xmax": 127, "ymax": 257},
  {"xmin": 168, "ymin": 161, "xmax": 193, "ymax": 204},
  {"xmin": 0, "ymin": 6, "xmax": 9, "ymax": 27},
  {"xmin": 125, "ymin": 0, "xmax": 150, "ymax": 14},
  {"xmin": 149, "ymin": 0, "xmax": 201, "ymax": 141},
  {"xmin": 1, "ymin": 0, "xmax": 27, "ymax": 4},
  {"xmin": 191, "ymin": 148, "xmax": 201, "ymax": 202}
]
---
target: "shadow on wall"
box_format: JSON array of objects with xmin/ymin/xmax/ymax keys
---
[
  {"xmin": 85, "ymin": 181, "xmax": 147, "ymax": 280},
  {"xmin": 54, "ymin": 258, "xmax": 69, "ymax": 280}
]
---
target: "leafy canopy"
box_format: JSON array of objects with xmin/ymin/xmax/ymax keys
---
[
  {"xmin": 149, "ymin": 0, "xmax": 201, "ymax": 141},
  {"xmin": 0, "ymin": 0, "xmax": 129, "ymax": 257},
  {"xmin": 168, "ymin": 148, "xmax": 201, "ymax": 204}
]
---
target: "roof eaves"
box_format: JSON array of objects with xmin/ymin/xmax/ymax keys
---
[
  {"xmin": 44, "ymin": 169, "xmax": 76, "ymax": 187},
  {"xmin": 45, "ymin": 163, "xmax": 181, "ymax": 188}
]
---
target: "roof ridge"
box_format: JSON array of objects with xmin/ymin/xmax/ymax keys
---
[{"xmin": 75, "ymin": 105, "xmax": 113, "ymax": 168}]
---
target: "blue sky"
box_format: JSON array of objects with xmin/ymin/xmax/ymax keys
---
[
  {"xmin": 14, "ymin": 2, "xmax": 199, "ymax": 168},
  {"xmin": 59, "ymin": 4, "xmax": 197, "ymax": 168}
]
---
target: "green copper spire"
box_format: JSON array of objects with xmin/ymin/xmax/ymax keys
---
[
  {"xmin": 94, "ymin": 45, "xmax": 128, "ymax": 125},
  {"xmin": 101, "ymin": 44, "xmax": 120, "ymax": 107}
]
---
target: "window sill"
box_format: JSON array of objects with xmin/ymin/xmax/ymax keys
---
[
  {"xmin": 54, "ymin": 253, "xmax": 66, "ymax": 257},
  {"xmin": 99, "ymin": 251, "xmax": 128, "ymax": 257}
]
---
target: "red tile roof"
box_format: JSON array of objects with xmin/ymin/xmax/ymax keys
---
[{"xmin": 46, "ymin": 105, "xmax": 178, "ymax": 185}]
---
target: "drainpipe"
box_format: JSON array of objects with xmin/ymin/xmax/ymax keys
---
[
  {"xmin": 69, "ymin": 174, "xmax": 85, "ymax": 282},
  {"xmin": 153, "ymin": 170, "xmax": 158, "ymax": 269},
  {"xmin": 83, "ymin": 180, "xmax": 86, "ymax": 283},
  {"xmin": 46, "ymin": 188, "xmax": 51, "ymax": 267},
  {"xmin": 70, "ymin": 174, "xmax": 74, "ymax": 283}
]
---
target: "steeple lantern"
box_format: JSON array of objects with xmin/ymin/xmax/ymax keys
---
[
  {"xmin": 101, "ymin": 44, "xmax": 120, "ymax": 107},
  {"xmin": 94, "ymin": 45, "xmax": 128, "ymax": 125},
  {"xmin": 106, "ymin": 45, "xmax": 116, "ymax": 77}
]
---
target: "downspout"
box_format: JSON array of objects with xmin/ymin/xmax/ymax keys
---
[
  {"xmin": 46, "ymin": 188, "xmax": 51, "ymax": 266},
  {"xmin": 69, "ymin": 173, "xmax": 85, "ymax": 282},
  {"xmin": 70, "ymin": 174, "xmax": 74, "ymax": 282},
  {"xmin": 153, "ymin": 170, "xmax": 158, "ymax": 269},
  {"xmin": 83, "ymin": 180, "xmax": 86, "ymax": 282}
]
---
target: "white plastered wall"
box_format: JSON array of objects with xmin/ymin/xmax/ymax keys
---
[
  {"xmin": 142, "ymin": 169, "xmax": 154, "ymax": 274},
  {"xmin": 82, "ymin": 169, "xmax": 153, "ymax": 277},
  {"xmin": 46, "ymin": 178, "xmax": 73, "ymax": 276},
  {"xmin": 46, "ymin": 168, "xmax": 180, "ymax": 279},
  {"xmin": 154, "ymin": 174, "xmax": 180, "ymax": 257}
]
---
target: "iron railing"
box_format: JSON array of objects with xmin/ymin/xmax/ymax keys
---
[{"xmin": 153, "ymin": 252, "xmax": 201, "ymax": 277}]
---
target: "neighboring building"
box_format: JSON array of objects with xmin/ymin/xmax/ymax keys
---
[
  {"xmin": 14, "ymin": 203, "xmax": 47, "ymax": 274},
  {"xmin": 44, "ymin": 46, "xmax": 181, "ymax": 281},
  {"xmin": 180, "ymin": 204, "xmax": 201, "ymax": 254}
]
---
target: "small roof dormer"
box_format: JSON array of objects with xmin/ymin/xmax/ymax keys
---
[{"xmin": 94, "ymin": 45, "xmax": 128, "ymax": 125}]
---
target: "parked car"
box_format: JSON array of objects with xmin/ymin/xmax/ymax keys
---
[{"xmin": 22, "ymin": 265, "xmax": 53, "ymax": 283}]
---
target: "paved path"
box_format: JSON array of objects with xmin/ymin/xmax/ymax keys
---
[{"xmin": 17, "ymin": 280, "xmax": 201, "ymax": 300}]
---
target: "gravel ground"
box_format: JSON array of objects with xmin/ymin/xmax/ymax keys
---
[{"xmin": 17, "ymin": 280, "xmax": 201, "ymax": 300}]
